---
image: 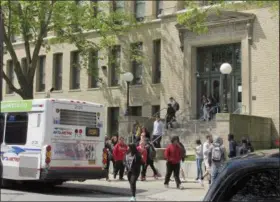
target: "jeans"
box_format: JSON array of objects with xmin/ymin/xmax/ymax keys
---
[
  {"xmin": 152, "ymin": 136, "xmax": 162, "ymax": 148},
  {"xmin": 164, "ymin": 162, "xmax": 181, "ymax": 187},
  {"xmin": 114, "ymin": 160, "xmax": 125, "ymax": 179},
  {"xmin": 127, "ymin": 171, "xmax": 140, "ymax": 197},
  {"xmin": 196, "ymin": 158, "xmax": 203, "ymax": 179},
  {"xmin": 142, "ymin": 160, "xmax": 158, "ymax": 177},
  {"xmin": 211, "ymin": 164, "xmax": 223, "ymax": 185}
]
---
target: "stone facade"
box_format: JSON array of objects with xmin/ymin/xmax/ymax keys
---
[{"xmin": 3, "ymin": 1, "xmax": 279, "ymax": 137}]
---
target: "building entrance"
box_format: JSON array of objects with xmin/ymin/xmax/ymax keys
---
[{"xmin": 196, "ymin": 43, "xmax": 241, "ymax": 118}]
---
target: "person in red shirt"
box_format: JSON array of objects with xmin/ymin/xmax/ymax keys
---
[
  {"xmin": 137, "ymin": 140, "xmax": 147, "ymax": 181},
  {"xmin": 113, "ymin": 136, "xmax": 128, "ymax": 180},
  {"xmin": 164, "ymin": 136, "xmax": 184, "ymax": 189}
]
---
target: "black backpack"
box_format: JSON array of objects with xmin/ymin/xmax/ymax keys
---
[
  {"xmin": 179, "ymin": 142, "xmax": 186, "ymax": 161},
  {"xmin": 175, "ymin": 102, "xmax": 180, "ymax": 111}
]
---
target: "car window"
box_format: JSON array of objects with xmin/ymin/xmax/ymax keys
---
[{"xmin": 223, "ymin": 168, "xmax": 280, "ymax": 201}]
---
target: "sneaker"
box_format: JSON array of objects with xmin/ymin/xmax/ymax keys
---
[
  {"xmin": 164, "ymin": 184, "xmax": 169, "ymax": 188},
  {"xmin": 195, "ymin": 177, "xmax": 199, "ymax": 181},
  {"xmin": 129, "ymin": 197, "xmax": 136, "ymax": 201},
  {"xmin": 119, "ymin": 178, "xmax": 125, "ymax": 181},
  {"xmin": 153, "ymin": 174, "xmax": 158, "ymax": 179},
  {"xmin": 141, "ymin": 177, "xmax": 145, "ymax": 181},
  {"xmin": 198, "ymin": 179, "xmax": 204, "ymax": 187},
  {"xmin": 177, "ymin": 184, "xmax": 184, "ymax": 190}
]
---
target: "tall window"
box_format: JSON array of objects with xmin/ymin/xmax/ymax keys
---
[
  {"xmin": 135, "ymin": 0, "xmax": 145, "ymax": 22},
  {"xmin": 88, "ymin": 50, "xmax": 99, "ymax": 88},
  {"xmin": 155, "ymin": 0, "xmax": 163, "ymax": 18},
  {"xmin": 153, "ymin": 39, "xmax": 161, "ymax": 83},
  {"xmin": 130, "ymin": 106, "xmax": 142, "ymax": 116},
  {"xmin": 131, "ymin": 42, "xmax": 143, "ymax": 85},
  {"xmin": 107, "ymin": 107, "xmax": 119, "ymax": 136},
  {"xmin": 109, "ymin": 45, "xmax": 121, "ymax": 87},
  {"xmin": 113, "ymin": 0, "xmax": 125, "ymax": 12},
  {"xmin": 53, "ymin": 53, "xmax": 63, "ymax": 91},
  {"xmin": 6, "ymin": 60, "xmax": 14, "ymax": 94},
  {"xmin": 70, "ymin": 51, "xmax": 80, "ymax": 90},
  {"xmin": 36, "ymin": 55, "xmax": 46, "ymax": 92},
  {"xmin": 5, "ymin": 113, "xmax": 28, "ymax": 145},
  {"xmin": 152, "ymin": 105, "xmax": 160, "ymax": 117}
]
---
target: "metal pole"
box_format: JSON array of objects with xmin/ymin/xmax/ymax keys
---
[
  {"xmin": 126, "ymin": 81, "xmax": 130, "ymax": 116},
  {"xmin": 223, "ymin": 74, "xmax": 228, "ymax": 113},
  {"xmin": 126, "ymin": 81, "xmax": 131, "ymax": 143},
  {"xmin": 0, "ymin": 5, "xmax": 3, "ymax": 102}
]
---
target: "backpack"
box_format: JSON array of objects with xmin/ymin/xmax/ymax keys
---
[
  {"xmin": 179, "ymin": 142, "xmax": 186, "ymax": 161},
  {"xmin": 148, "ymin": 144, "xmax": 156, "ymax": 160},
  {"xmin": 175, "ymin": 102, "xmax": 180, "ymax": 111},
  {"xmin": 211, "ymin": 145, "xmax": 223, "ymax": 162}
]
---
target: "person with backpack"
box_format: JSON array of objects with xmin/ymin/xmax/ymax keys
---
[
  {"xmin": 169, "ymin": 97, "xmax": 180, "ymax": 114},
  {"xmin": 164, "ymin": 136, "xmax": 184, "ymax": 189},
  {"xmin": 228, "ymin": 133, "xmax": 237, "ymax": 158},
  {"xmin": 137, "ymin": 140, "xmax": 148, "ymax": 181},
  {"xmin": 142, "ymin": 138, "xmax": 159, "ymax": 179},
  {"xmin": 208, "ymin": 136, "xmax": 226, "ymax": 185},
  {"xmin": 104, "ymin": 136, "xmax": 113, "ymax": 181},
  {"xmin": 123, "ymin": 144, "xmax": 142, "ymax": 201}
]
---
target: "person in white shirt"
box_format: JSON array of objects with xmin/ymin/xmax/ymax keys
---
[
  {"xmin": 152, "ymin": 115, "xmax": 164, "ymax": 148},
  {"xmin": 202, "ymin": 134, "xmax": 213, "ymax": 185},
  {"xmin": 195, "ymin": 139, "xmax": 203, "ymax": 184}
]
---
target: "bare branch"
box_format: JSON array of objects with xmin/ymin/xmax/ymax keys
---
[
  {"xmin": 3, "ymin": 28, "xmax": 28, "ymax": 88},
  {"xmin": 28, "ymin": 1, "xmax": 56, "ymax": 80}
]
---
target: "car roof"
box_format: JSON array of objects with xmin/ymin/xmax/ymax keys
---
[{"xmin": 224, "ymin": 149, "xmax": 280, "ymax": 172}]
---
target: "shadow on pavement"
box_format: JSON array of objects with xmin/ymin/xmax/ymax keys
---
[
  {"xmin": 64, "ymin": 183, "xmax": 146, "ymax": 196},
  {"xmin": 2, "ymin": 183, "xmax": 121, "ymax": 198}
]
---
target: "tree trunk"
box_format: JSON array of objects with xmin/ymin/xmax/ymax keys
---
[{"xmin": 21, "ymin": 83, "xmax": 34, "ymax": 100}]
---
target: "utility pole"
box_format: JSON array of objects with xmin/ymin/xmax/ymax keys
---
[{"xmin": 0, "ymin": 5, "xmax": 3, "ymax": 102}]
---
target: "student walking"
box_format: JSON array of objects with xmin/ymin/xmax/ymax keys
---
[
  {"xmin": 228, "ymin": 134, "xmax": 237, "ymax": 158},
  {"xmin": 104, "ymin": 136, "xmax": 113, "ymax": 181},
  {"xmin": 194, "ymin": 139, "xmax": 203, "ymax": 184},
  {"xmin": 152, "ymin": 115, "xmax": 164, "ymax": 148},
  {"xmin": 142, "ymin": 138, "xmax": 159, "ymax": 179},
  {"xmin": 208, "ymin": 136, "xmax": 226, "ymax": 185},
  {"xmin": 113, "ymin": 136, "xmax": 128, "ymax": 180},
  {"xmin": 163, "ymin": 136, "xmax": 184, "ymax": 189},
  {"xmin": 202, "ymin": 134, "xmax": 213, "ymax": 184},
  {"xmin": 124, "ymin": 144, "xmax": 142, "ymax": 201},
  {"xmin": 137, "ymin": 141, "xmax": 148, "ymax": 181}
]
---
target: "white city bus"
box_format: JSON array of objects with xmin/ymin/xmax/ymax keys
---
[{"xmin": 0, "ymin": 99, "xmax": 108, "ymax": 187}]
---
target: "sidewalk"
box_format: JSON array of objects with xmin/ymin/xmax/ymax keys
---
[{"xmin": 65, "ymin": 175, "xmax": 208, "ymax": 201}]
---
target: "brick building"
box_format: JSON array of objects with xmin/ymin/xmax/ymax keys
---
[{"xmin": 3, "ymin": 1, "xmax": 279, "ymax": 137}]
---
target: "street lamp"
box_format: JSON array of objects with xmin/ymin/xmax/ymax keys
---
[
  {"xmin": 220, "ymin": 63, "xmax": 232, "ymax": 113},
  {"xmin": 123, "ymin": 72, "xmax": 134, "ymax": 116}
]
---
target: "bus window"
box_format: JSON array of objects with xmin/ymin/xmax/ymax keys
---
[
  {"xmin": 5, "ymin": 113, "xmax": 28, "ymax": 145},
  {"xmin": 0, "ymin": 113, "xmax": 4, "ymax": 143}
]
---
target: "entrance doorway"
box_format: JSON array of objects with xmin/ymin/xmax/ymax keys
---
[{"xmin": 196, "ymin": 43, "xmax": 241, "ymax": 118}]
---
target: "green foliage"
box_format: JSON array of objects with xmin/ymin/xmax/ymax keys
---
[
  {"xmin": 177, "ymin": 0, "xmax": 279, "ymax": 34},
  {"xmin": 0, "ymin": 0, "xmax": 137, "ymax": 99}
]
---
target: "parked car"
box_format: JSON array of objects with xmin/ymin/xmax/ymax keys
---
[{"xmin": 203, "ymin": 149, "xmax": 280, "ymax": 202}]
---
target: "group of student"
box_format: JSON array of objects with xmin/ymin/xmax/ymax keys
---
[
  {"xmin": 104, "ymin": 134, "xmax": 187, "ymax": 201},
  {"xmin": 193, "ymin": 133, "xmax": 254, "ymax": 186}
]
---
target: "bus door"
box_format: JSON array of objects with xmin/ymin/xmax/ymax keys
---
[{"xmin": 1, "ymin": 112, "xmax": 43, "ymax": 180}]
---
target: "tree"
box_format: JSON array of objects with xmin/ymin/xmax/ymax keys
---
[
  {"xmin": 177, "ymin": 0, "xmax": 279, "ymax": 34},
  {"xmin": 1, "ymin": 0, "xmax": 137, "ymax": 99}
]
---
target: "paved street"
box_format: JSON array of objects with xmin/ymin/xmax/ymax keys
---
[
  {"xmin": 1, "ymin": 175, "xmax": 208, "ymax": 201},
  {"xmin": 1, "ymin": 185, "xmax": 149, "ymax": 201}
]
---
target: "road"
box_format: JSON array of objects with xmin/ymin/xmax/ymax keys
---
[{"xmin": 1, "ymin": 184, "xmax": 152, "ymax": 201}]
